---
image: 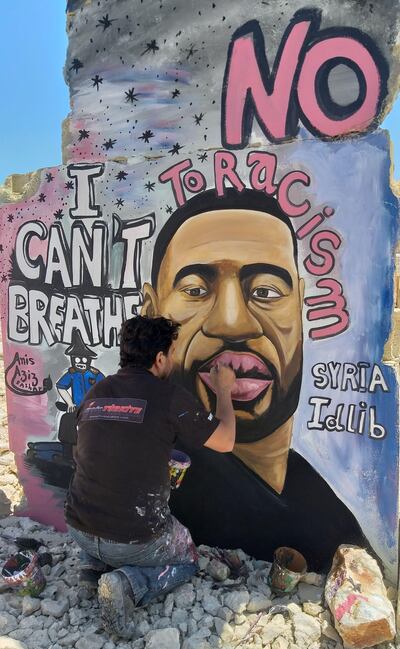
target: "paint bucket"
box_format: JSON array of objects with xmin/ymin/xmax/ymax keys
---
[
  {"xmin": 169, "ymin": 450, "xmax": 191, "ymax": 489},
  {"xmin": 1, "ymin": 550, "xmax": 46, "ymax": 596},
  {"xmin": 267, "ymin": 546, "xmax": 307, "ymax": 594}
]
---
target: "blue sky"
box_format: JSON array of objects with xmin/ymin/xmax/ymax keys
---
[{"xmin": 0, "ymin": 2, "xmax": 398, "ymax": 184}]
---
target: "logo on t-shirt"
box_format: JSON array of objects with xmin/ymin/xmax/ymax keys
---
[{"xmin": 81, "ymin": 398, "xmax": 147, "ymax": 423}]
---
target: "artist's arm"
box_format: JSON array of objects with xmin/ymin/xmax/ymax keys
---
[
  {"xmin": 203, "ymin": 364, "xmax": 236, "ymax": 453},
  {"xmin": 57, "ymin": 388, "xmax": 76, "ymax": 413}
]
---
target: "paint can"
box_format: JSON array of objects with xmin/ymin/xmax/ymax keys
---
[
  {"xmin": 268, "ymin": 546, "xmax": 307, "ymax": 594},
  {"xmin": 169, "ymin": 450, "xmax": 191, "ymax": 489},
  {"xmin": 1, "ymin": 550, "xmax": 46, "ymax": 596}
]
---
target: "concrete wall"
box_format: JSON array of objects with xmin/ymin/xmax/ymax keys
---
[{"xmin": 0, "ymin": 0, "xmax": 399, "ymax": 579}]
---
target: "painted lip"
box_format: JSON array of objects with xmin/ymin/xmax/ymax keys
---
[{"xmin": 198, "ymin": 351, "xmax": 273, "ymax": 402}]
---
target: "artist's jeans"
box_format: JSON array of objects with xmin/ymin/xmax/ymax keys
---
[{"xmin": 68, "ymin": 516, "xmax": 198, "ymax": 605}]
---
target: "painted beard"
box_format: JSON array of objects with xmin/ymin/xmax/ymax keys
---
[{"xmin": 177, "ymin": 350, "xmax": 303, "ymax": 444}]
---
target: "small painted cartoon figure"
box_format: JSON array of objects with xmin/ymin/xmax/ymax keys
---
[
  {"xmin": 56, "ymin": 329, "xmax": 105, "ymax": 412},
  {"xmin": 56, "ymin": 329, "xmax": 105, "ymax": 459}
]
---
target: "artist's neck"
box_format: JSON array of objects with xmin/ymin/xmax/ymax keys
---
[{"xmin": 232, "ymin": 419, "xmax": 292, "ymax": 495}]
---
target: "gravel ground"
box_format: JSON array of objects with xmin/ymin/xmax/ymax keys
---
[{"xmin": 0, "ymin": 516, "xmax": 397, "ymax": 649}]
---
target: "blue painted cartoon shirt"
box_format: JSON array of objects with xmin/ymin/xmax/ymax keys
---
[{"xmin": 56, "ymin": 367, "xmax": 105, "ymax": 407}]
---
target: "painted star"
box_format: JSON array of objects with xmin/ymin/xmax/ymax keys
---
[
  {"xmin": 139, "ymin": 129, "xmax": 154, "ymax": 143},
  {"xmin": 70, "ymin": 58, "xmax": 83, "ymax": 73},
  {"xmin": 97, "ymin": 14, "xmax": 116, "ymax": 31},
  {"xmin": 92, "ymin": 75, "xmax": 103, "ymax": 90},
  {"xmin": 115, "ymin": 198, "xmax": 124, "ymax": 208},
  {"xmin": 171, "ymin": 88, "xmax": 180, "ymax": 99},
  {"xmin": 102, "ymin": 138, "xmax": 117, "ymax": 150},
  {"xmin": 38, "ymin": 193, "xmax": 46, "ymax": 202},
  {"xmin": 185, "ymin": 44, "xmax": 198, "ymax": 59},
  {"xmin": 145, "ymin": 181, "xmax": 155, "ymax": 192},
  {"xmin": 78, "ymin": 129, "xmax": 90, "ymax": 140},
  {"xmin": 198, "ymin": 152, "xmax": 208, "ymax": 162},
  {"xmin": 54, "ymin": 209, "xmax": 64, "ymax": 220},
  {"xmin": 141, "ymin": 40, "xmax": 159, "ymax": 55},
  {"xmin": 194, "ymin": 113, "xmax": 204, "ymax": 125},
  {"xmin": 1, "ymin": 274, "xmax": 8, "ymax": 282},
  {"xmin": 168, "ymin": 142, "xmax": 183, "ymax": 155},
  {"xmin": 116, "ymin": 170, "xmax": 128, "ymax": 181},
  {"xmin": 125, "ymin": 87, "xmax": 139, "ymax": 103},
  {"xmin": 166, "ymin": 205, "xmax": 173, "ymax": 214},
  {"xmin": 7, "ymin": 214, "xmax": 14, "ymax": 223},
  {"xmin": 65, "ymin": 181, "xmax": 74, "ymax": 189},
  {"xmin": 45, "ymin": 172, "xmax": 54, "ymax": 182}
]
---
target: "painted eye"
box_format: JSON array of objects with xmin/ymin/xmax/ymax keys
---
[
  {"xmin": 81, "ymin": 357, "xmax": 87, "ymax": 363},
  {"xmin": 251, "ymin": 287, "xmax": 282, "ymax": 301},
  {"xmin": 183, "ymin": 286, "xmax": 208, "ymax": 297},
  {"xmin": 75, "ymin": 357, "xmax": 81, "ymax": 363}
]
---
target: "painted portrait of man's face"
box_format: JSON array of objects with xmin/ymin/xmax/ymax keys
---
[{"xmin": 143, "ymin": 196, "xmax": 304, "ymax": 443}]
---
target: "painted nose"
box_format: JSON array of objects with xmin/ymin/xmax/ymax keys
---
[{"xmin": 202, "ymin": 278, "xmax": 263, "ymax": 341}]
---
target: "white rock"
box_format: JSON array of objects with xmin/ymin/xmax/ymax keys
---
[
  {"xmin": 272, "ymin": 638, "xmax": 290, "ymax": 649},
  {"xmin": 171, "ymin": 608, "xmax": 187, "ymax": 624},
  {"xmin": 0, "ymin": 638, "xmax": 27, "ymax": 649},
  {"xmin": 300, "ymin": 572, "xmax": 325, "ymax": 586},
  {"xmin": 75, "ymin": 634, "xmax": 106, "ymax": 649},
  {"xmin": 187, "ymin": 619, "xmax": 197, "ymax": 635},
  {"xmin": 174, "ymin": 583, "xmax": 195, "ymax": 609},
  {"xmin": 247, "ymin": 593, "xmax": 272, "ymax": 612},
  {"xmin": 206, "ymin": 559, "xmax": 230, "ymax": 581},
  {"xmin": 292, "ymin": 611, "xmax": 321, "ymax": 647},
  {"xmin": 260, "ymin": 616, "xmax": 288, "ymax": 643},
  {"xmin": 197, "ymin": 556, "xmax": 210, "ymax": 571},
  {"xmin": 325, "ymin": 546, "xmax": 396, "ymax": 649},
  {"xmin": 25, "ymin": 630, "xmax": 49, "ymax": 649},
  {"xmin": 191, "ymin": 603, "xmax": 204, "ymax": 621},
  {"xmin": 213, "ymin": 618, "xmax": 234, "ymax": 642},
  {"xmin": 233, "ymin": 622, "xmax": 251, "ymax": 640},
  {"xmin": 189, "ymin": 628, "xmax": 211, "ymax": 640},
  {"xmin": 19, "ymin": 616, "xmax": 43, "ymax": 630},
  {"xmin": 145, "ymin": 627, "xmax": 180, "ymax": 649},
  {"xmin": 302, "ymin": 602, "xmax": 323, "ymax": 616},
  {"xmin": 297, "ymin": 582, "xmax": 323, "ymax": 603},
  {"xmin": 40, "ymin": 598, "xmax": 69, "ymax": 618},
  {"xmin": 0, "ymin": 612, "xmax": 17, "ymax": 635},
  {"xmin": 58, "ymin": 631, "xmax": 81, "ymax": 647},
  {"xmin": 202, "ymin": 594, "xmax": 220, "ymax": 616},
  {"xmin": 22, "ymin": 597, "xmax": 41, "ymax": 616},
  {"xmin": 163, "ymin": 592, "xmax": 174, "ymax": 616},
  {"xmin": 136, "ymin": 619, "xmax": 150, "ymax": 636},
  {"xmin": 224, "ymin": 590, "xmax": 250, "ymax": 613},
  {"xmin": 321, "ymin": 618, "xmax": 341, "ymax": 641},
  {"xmin": 217, "ymin": 606, "xmax": 233, "ymax": 622},
  {"xmin": 182, "ymin": 638, "xmax": 212, "ymax": 649}
]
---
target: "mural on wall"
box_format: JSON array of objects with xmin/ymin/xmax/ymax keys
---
[{"xmin": 0, "ymin": 0, "xmax": 399, "ymax": 577}]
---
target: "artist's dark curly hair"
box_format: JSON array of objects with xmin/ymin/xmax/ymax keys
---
[{"xmin": 119, "ymin": 315, "xmax": 180, "ymax": 368}]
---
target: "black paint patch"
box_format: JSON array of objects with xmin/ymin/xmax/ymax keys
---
[{"xmin": 81, "ymin": 398, "xmax": 147, "ymax": 423}]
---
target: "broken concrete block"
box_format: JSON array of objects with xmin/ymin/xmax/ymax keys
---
[{"xmin": 325, "ymin": 545, "xmax": 395, "ymax": 648}]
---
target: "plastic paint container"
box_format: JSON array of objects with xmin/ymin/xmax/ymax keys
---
[
  {"xmin": 268, "ymin": 546, "xmax": 307, "ymax": 594},
  {"xmin": 2, "ymin": 550, "xmax": 46, "ymax": 596},
  {"xmin": 169, "ymin": 450, "xmax": 191, "ymax": 489}
]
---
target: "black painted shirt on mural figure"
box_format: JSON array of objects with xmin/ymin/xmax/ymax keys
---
[
  {"xmin": 65, "ymin": 366, "xmax": 219, "ymax": 543},
  {"xmin": 170, "ymin": 445, "xmax": 367, "ymax": 572}
]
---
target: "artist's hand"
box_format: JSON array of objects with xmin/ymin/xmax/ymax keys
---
[{"xmin": 209, "ymin": 363, "xmax": 236, "ymax": 393}]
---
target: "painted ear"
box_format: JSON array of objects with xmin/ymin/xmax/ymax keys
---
[{"xmin": 141, "ymin": 282, "xmax": 159, "ymax": 317}]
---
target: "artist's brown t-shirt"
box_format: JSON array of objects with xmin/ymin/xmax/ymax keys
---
[{"xmin": 65, "ymin": 366, "xmax": 219, "ymax": 543}]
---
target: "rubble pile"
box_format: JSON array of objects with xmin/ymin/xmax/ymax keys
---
[{"xmin": 0, "ymin": 516, "xmax": 397, "ymax": 649}]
